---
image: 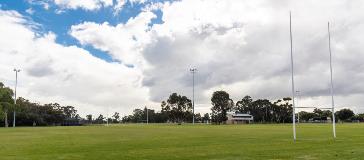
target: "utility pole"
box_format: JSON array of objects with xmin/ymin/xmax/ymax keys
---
[
  {"xmin": 190, "ymin": 68, "xmax": 197, "ymax": 124},
  {"xmin": 13, "ymin": 68, "xmax": 20, "ymax": 128}
]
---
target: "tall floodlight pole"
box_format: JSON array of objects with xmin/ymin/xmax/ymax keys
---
[
  {"xmin": 190, "ymin": 68, "xmax": 197, "ymax": 124},
  {"xmin": 13, "ymin": 69, "xmax": 20, "ymax": 128},
  {"xmin": 289, "ymin": 12, "xmax": 297, "ymax": 141},
  {"xmin": 328, "ymin": 22, "xmax": 336, "ymax": 138},
  {"xmin": 296, "ymin": 91, "xmax": 300, "ymax": 124}
]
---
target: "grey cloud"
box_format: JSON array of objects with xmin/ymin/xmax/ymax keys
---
[
  {"xmin": 27, "ymin": 60, "xmax": 55, "ymax": 77},
  {"xmin": 62, "ymin": 0, "xmax": 364, "ymax": 114},
  {"xmin": 139, "ymin": 0, "xmax": 364, "ymax": 112}
]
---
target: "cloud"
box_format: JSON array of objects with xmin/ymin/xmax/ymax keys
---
[
  {"xmin": 25, "ymin": 8, "xmax": 35, "ymax": 15},
  {"xmin": 48, "ymin": 0, "xmax": 157, "ymax": 13},
  {"xmin": 0, "ymin": 9, "xmax": 153, "ymax": 116},
  {"xmin": 142, "ymin": 2, "xmax": 166, "ymax": 12},
  {"xmin": 70, "ymin": 11, "xmax": 156, "ymax": 66},
  {"xmin": 2, "ymin": 0, "xmax": 364, "ymax": 116},
  {"xmin": 114, "ymin": 0, "xmax": 126, "ymax": 13},
  {"xmin": 69, "ymin": 0, "xmax": 364, "ymax": 114},
  {"xmin": 27, "ymin": 0, "xmax": 50, "ymax": 10},
  {"xmin": 53, "ymin": 0, "xmax": 113, "ymax": 11}
]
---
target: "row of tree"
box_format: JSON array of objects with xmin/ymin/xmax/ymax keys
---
[
  {"xmin": 121, "ymin": 91, "xmax": 364, "ymax": 124},
  {"xmin": 85, "ymin": 112, "xmax": 121, "ymax": 124},
  {"xmin": 1, "ymin": 81, "xmax": 363, "ymax": 127},
  {"xmin": 121, "ymin": 93, "xmax": 210, "ymax": 123},
  {"xmin": 299, "ymin": 108, "xmax": 364, "ymax": 122},
  {"xmin": 1, "ymin": 82, "xmax": 82, "ymax": 126},
  {"xmin": 210, "ymin": 91, "xmax": 293, "ymax": 124},
  {"xmin": 210, "ymin": 91, "xmax": 364, "ymax": 124}
]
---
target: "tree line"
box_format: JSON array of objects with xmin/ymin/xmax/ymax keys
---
[
  {"xmin": 1, "ymin": 81, "xmax": 82, "ymax": 126},
  {"xmin": 1, "ymin": 81, "xmax": 364, "ymax": 127},
  {"xmin": 121, "ymin": 91, "xmax": 364, "ymax": 124}
]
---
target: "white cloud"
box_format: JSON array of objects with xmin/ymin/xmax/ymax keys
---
[
  {"xmin": 114, "ymin": 0, "xmax": 126, "ymax": 13},
  {"xmin": 27, "ymin": 0, "xmax": 50, "ymax": 10},
  {"xmin": 3, "ymin": 0, "xmax": 364, "ymax": 116},
  {"xmin": 142, "ymin": 2, "xmax": 166, "ymax": 12},
  {"xmin": 70, "ymin": 11, "xmax": 156, "ymax": 66},
  {"xmin": 114, "ymin": 0, "xmax": 154, "ymax": 15},
  {"xmin": 53, "ymin": 0, "xmax": 113, "ymax": 11},
  {"xmin": 69, "ymin": 0, "xmax": 364, "ymax": 114},
  {"xmin": 50, "ymin": 0, "xmax": 159, "ymax": 13},
  {"xmin": 0, "ymin": 10, "xmax": 153, "ymax": 116},
  {"xmin": 25, "ymin": 8, "xmax": 35, "ymax": 15}
]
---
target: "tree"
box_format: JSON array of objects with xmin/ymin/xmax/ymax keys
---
[
  {"xmin": 235, "ymin": 96, "xmax": 293, "ymax": 123},
  {"xmin": 132, "ymin": 109, "xmax": 144, "ymax": 122},
  {"xmin": 162, "ymin": 93, "xmax": 192, "ymax": 123},
  {"xmin": 312, "ymin": 108, "xmax": 332, "ymax": 119},
  {"xmin": 61, "ymin": 106, "xmax": 77, "ymax": 119},
  {"xmin": 235, "ymin": 95, "xmax": 253, "ymax": 113},
  {"xmin": 154, "ymin": 112, "xmax": 168, "ymax": 123},
  {"xmin": 211, "ymin": 91, "xmax": 233, "ymax": 124},
  {"xmin": 0, "ymin": 82, "xmax": 14, "ymax": 127},
  {"xmin": 194, "ymin": 113, "xmax": 202, "ymax": 122},
  {"xmin": 0, "ymin": 82, "xmax": 86, "ymax": 126},
  {"xmin": 86, "ymin": 114, "xmax": 92, "ymax": 124},
  {"xmin": 272, "ymin": 97, "xmax": 293, "ymax": 123},
  {"xmin": 352, "ymin": 113, "xmax": 364, "ymax": 121},
  {"xmin": 112, "ymin": 112, "xmax": 120, "ymax": 123},
  {"xmin": 202, "ymin": 113, "xmax": 210, "ymax": 123},
  {"xmin": 336, "ymin": 108, "xmax": 354, "ymax": 121},
  {"xmin": 298, "ymin": 111, "xmax": 315, "ymax": 122},
  {"xmin": 250, "ymin": 99, "xmax": 273, "ymax": 123},
  {"xmin": 95, "ymin": 114, "xmax": 105, "ymax": 124}
]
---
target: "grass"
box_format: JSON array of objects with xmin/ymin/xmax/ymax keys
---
[{"xmin": 0, "ymin": 123, "xmax": 364, "ymax": 160}]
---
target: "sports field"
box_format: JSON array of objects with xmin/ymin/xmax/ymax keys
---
[{"xmin": 0, "ymin": 124, "xmax": 363, "ymax": 160}]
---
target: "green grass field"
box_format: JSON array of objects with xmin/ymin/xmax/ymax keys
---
[{"xmin": 1, "ymin": 124, "xmax": 363, "ymax": 160}]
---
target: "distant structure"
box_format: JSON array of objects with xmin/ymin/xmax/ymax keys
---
[
  {"xmin": 309, "ymin": 117, "xmax": 332, "ymax": 123},
  {"xmin": 226, "ymin": 112, "xmax": 253, "ymax": 124}
]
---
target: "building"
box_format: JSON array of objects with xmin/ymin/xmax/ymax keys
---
[
  {"xmin": 226, "ymin": 112, "xmax": 254, "ymax": 124},
  {"xmin": 309, "ymin": 117, "xmax": 332, "ymax": 123}
]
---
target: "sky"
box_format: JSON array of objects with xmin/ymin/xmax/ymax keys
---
[{"xmin": 0, "ymin": 0, "xmax": 364, "ymax": 117}]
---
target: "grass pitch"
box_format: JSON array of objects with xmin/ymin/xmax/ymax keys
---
[{"xmin": 0, "ymin": 123, "xmax": 363, "ymax": 160}]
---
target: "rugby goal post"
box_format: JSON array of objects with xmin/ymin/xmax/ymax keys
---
[{"xmin": 289, "ymin": 12, "xmax": 336, "ymax": 141}]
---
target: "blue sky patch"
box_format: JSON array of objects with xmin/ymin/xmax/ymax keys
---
[{"xmin": 0, "ymin": 0, "xmax": 168, "ymax": 66}]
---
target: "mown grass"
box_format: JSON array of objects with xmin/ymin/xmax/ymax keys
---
[{"xmin": 0, "ymin": 123, "xmax": 363, "ymax": 160}]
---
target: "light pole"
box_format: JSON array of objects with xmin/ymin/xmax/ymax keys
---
[
  {"xmin": 13, "ymin": 68, "xmax": 20, "ymax": 128},
  {"xmin": 190, "ymin": 68, "xmax": 197, "ymax": 124}
]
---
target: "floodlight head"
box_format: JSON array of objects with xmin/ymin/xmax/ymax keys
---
[{"xmin": 190, "ymin": 68, "xmax": 197, "ymax": 72}]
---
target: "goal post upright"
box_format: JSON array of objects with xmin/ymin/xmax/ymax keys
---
[
  {"xmin": 289, "ymin": 11, "xmax": 297, "ymax": 141},
  {"xmin": 328, "ymin": 22, "xmax": 336, "ymax": 139},
  {"xmin": 288, "ymin": 14, "xmax": 337, "ymax": 141}
]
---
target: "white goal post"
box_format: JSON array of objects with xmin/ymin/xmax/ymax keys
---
[{"xmin": 289, "ymin": 12, "xmax": 336, "ymax": 141}]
